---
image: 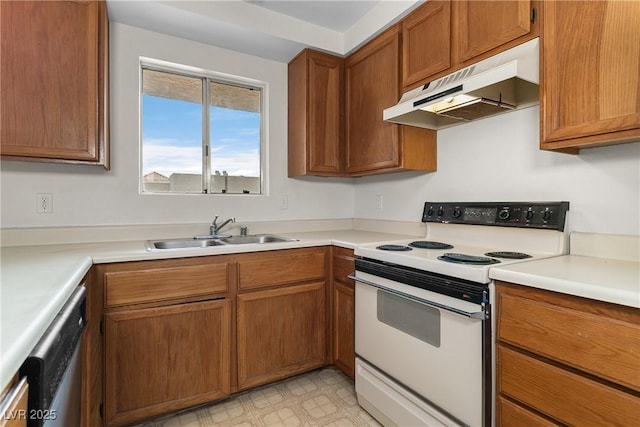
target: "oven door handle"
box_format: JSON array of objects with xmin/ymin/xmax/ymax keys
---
[{"xmin": 349, "ymin": 274, "xmax": 487, "ymax": 320}]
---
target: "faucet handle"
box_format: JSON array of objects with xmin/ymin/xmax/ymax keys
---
[{"xmin": 212, "ymin": 215, "xmax": 219, "ymax": 225}]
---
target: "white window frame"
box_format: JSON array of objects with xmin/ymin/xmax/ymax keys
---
[{"xmin": 139, "ymin": 57, "xmax": 268, "ymax": 195}]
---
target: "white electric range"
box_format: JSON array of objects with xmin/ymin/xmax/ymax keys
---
[{"xmin": 352, "ymin": 201, "xmax": 570, "ymax": 427}]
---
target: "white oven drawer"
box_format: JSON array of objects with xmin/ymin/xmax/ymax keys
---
[
  {"xmin": 355, "ymin": 273, "xmax": 485, "ymax": 427},
  {"xmin": 356, "ymin": 357, "xmax": 461, "ymax": 427}
]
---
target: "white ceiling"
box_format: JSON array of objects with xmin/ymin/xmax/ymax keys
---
[
  {"xmin": 106, "ymin": 0, "xmax": 421, "ymax": 62},
  {"xmin": 246, "ymin": 0, "xmax": 380, "ymax": 32}
]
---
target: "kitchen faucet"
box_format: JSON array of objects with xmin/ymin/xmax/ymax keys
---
[{"xmin": 210, "ymin": 215, "xmax": 235, "ymax": 236}]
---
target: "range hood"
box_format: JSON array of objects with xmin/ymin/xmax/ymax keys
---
[{"xmin": 384, "ymin": 38, "xmax": 540, "ymax": 130}]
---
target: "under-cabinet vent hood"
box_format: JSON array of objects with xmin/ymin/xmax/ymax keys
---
[{"xmin": 384, "ymin": 38, "xmax": 540, "ymax": 130}]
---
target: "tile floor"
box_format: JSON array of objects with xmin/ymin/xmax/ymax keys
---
[{"xmin": 137, "ymin": 367, "xmax": 381, "ymax": 426}]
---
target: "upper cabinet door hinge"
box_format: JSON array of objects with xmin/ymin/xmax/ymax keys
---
[{"xmin": 530, "ymin": 7, "xmax": 537, "ymax": 23}]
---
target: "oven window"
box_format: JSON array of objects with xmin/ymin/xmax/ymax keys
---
[{"xmin": 377, "ymin": 289, "xmax": 441, "ymax": 348}]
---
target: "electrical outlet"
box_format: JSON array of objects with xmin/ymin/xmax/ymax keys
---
[
  {"xmin": 279, "ymin": 195, "xmax": 289, "ymax": 210},
  {"xmin": 36, "ymin": 193, "xmax": 53, "ymax": 214},
  {"xmin": 376, "ymin": 194, "xmax": 383, "ymax": 210}
]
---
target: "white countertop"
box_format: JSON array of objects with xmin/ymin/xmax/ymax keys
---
[
  {"xmin": 490, "ymin": 255, "xmax": 640, "ymax": 308},
  {"xmin": 0, "ymin": 246, "xmax": 92, "ymax": 392},
  {"xmin": 0, "ymin": 229, "xmax": 413, "ymax": 391},
  {"xmin": 490, "ymin": 232, "xmax": 640, "ymax": 308}
]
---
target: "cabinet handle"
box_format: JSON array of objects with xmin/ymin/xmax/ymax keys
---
[
  {"xmin": 530, "ymin": 7, "xmax": 537, "ymax": 23},
  {"xmin": 349, "ymin": 274, "xmax": 487, "ymax": 320}
]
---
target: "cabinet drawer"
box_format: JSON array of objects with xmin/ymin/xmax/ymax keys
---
[
  {"xmin": 105, "ymin": 262, "xmax": 229, "ymax": 307},
  {"xmin": 498, "ymin": 346, "xmax": 640, "ymax": 426},
  {"xmin": 238, "ymin": 248, "xmax": 326, "ymax": 290},
  {"xmin": 332, "ymin": 246, "xmax": 355, "ymax": 284},
  {"xmin": 497, "ymin": 282, "xmax": 640, "ymax": 391},
  {"xmin": 497, "ymin": 396, "xmax": 558, "ymax": 427}
]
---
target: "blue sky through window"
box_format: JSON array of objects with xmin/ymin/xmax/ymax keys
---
[{"xmin": 142, "ymin": 95, "xmax": 260, "ymax": 179}]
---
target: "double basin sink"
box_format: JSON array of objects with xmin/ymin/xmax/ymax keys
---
[{"xmin": 145, "ymin": 234, "xmax": 298, "ymax": 251}]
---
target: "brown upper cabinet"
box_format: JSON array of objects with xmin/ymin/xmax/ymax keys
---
[
  {"xmin": 452, "ymin": 0, "xmax": 536, "ymax": 65},
  {"xmin": 540, "ymin": 0, "xmax": 640, "ymax": 152},
  {"xmin": 288, "ymin": 27, "xmax": 437, "ymax": 177},
  {"xmin": 288, "ymin": 50, "xmax": 344, "ymax": 177},
  {"xmin": 0, "ymin": 0, "xmax": 109, "ymax": 168},
  {"xmin": 402, "ymin": 0, "xmax": 451, "ymax": 89},
  {"xmin": 345, "ymin": 25, "xmax": 437, "ymax": 175},
  {"xmin": 402, "ymin": 0, "xmax": 539, "ymax": 91}
]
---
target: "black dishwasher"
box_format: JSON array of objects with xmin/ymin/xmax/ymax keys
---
[{"xmin": 20, "ymin": 286, "xmax": 86, "ymax": 427}]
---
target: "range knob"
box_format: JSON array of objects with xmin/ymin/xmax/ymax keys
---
[
  {"xmin": 542, "ymin": 209, "xmax": 552, "ymax": 221},
  {"xmin": 437, "ymin": 206, "xmax": 444, "ymax": 216},
  {"xmin": 499, "ymin": 209, "xmax": 510, "ymax": 220},
  {"xmin": 525, "ymin": 209, "xmax": 534, "ymax": 221},
  {"xmin": 453, "ymin": 208, "xmax": 462, "ymax": 218},
  {"xmin": 427, "ymin": 207, "xmax": 434, "ymax": 216}
]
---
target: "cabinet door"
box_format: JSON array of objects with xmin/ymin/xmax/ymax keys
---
[
  {"xmin": 453, "ymin": 0, "xmax": 533, "ymax": 64},
  {"xmin": 402, "ymin": 0, "xmax": 451, "ymax": 89},
  {"xmin": 237, "ymin": 282, "xmax": 326, "ymax": 390},
  {"xmin": 0, "ymin": 0, "xmax": 108, "ymax": 167},
  {"xmin": 332, "ymin": 247, "xmax": 355, "ymax": 379},
  {"xmin": 345, "ymin": 26, "xmax": 401, "ymax": 173},
  {"xmin": 333, "ymin": 281, "xmax": 355, "ymax": 379},
  {"xmin": 104, "ymin": 300, "xmax": 230, "ymax": 427},
  {"xmin": 540, "ymin": 1, "xmax": 640, "ymax": 150},
  {"xmin": 288, "ymin": 50, "xmax": 344, "ymax": 176}
]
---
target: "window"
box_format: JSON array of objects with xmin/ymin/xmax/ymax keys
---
[{"xmin": 141, "ymin": 62, "xmax": 264, "ymax": 194}]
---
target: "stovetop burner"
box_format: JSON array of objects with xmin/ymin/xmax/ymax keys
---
[
  {"xmin": 485, "ymin": 251, "xmax": 532, "ymax": 259},
  {"xmin": 376, "ymin": 244, "xmax": 412, "ymax": 251},
  {"xmin": 438, "ymin": 253, "xmax": 501, "ymax": 265},
  {"xmin": 408, "ymin": 241, "xmax": 454, "ymax": 250}
]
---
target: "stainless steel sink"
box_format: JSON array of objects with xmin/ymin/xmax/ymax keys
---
[
  {"xmin": 145, "ymin": 238, "xmax": 227, "ymax": 251},
  {"xmin": 222, "ymin": 234, "xmax": 298, "ymax": 245},
  {"xmin": 145, "ymin": 234, "xmax": 297, "ymax": 250}
]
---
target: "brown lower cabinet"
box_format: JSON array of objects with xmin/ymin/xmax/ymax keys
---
[
  {"xmin": 332, "ymin": 247, "xmax": 356, "ymax": 379},
  {"xmin": 496, "ymin": 281, "xmax": 640, "ymax": 426},
  {"xmin": 96, "ymin": 247, "xmax": 330, "ymax": 427},
  {"xmin": 237, "ymin": 282, "xmax": 326, "ymax": 390},
  {"xmin": 0, "ymin": 377, "xmax": 28, "ymax": 427},
  {"xmin": 104, "ymin": 300, "xmax": 231, "ymax": 426}
]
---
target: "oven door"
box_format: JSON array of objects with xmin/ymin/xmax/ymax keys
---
[{"xmin": 354, "ymin": 269, "xmax": 490, "ymax": 427}]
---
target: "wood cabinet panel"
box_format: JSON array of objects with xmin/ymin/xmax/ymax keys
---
[
  {"xmin": 402, "ymin": 0, "xmax": 451, "ymax": 89},
  {"xmin": 104, "ymin": 300, "xmax": 230, "ymax": 426},
  {"xmin": 540, "ymin": 0, "xmax": 640, "ymax": 150},
  {"xmin": 288, "ymin": 50, "xmax": 344, "ymax": 176},
  {"xmin": 345, "ymin": 25, "xmax": 437, "ymax": 175},
  {"xmin": 331, "ymin": 247, "xmax": 355, "ymax": 379},
  {"xmin": 0, "ymin": 378, "xmax": 28, "ymax": 427},
  {"xmin": 333, "ymin": 281, "xmax": 355, "ymax": 379},
  {"xmin": 105, "ymin": 262, "xmax": 229, "ymax": 307},
  {"xmin": 332, "ymin": 246, "xmax": 355, "ymax": 283},
  {"xmin": 498, "ymin": 346, "xmax": 640, "ymax": 426},
  {"xmin": 238, "ymin": 247, "xmax": 326, "ymax": 290},
  {"xmin": 496, "ymin": 396, "xmax": 558, "ymax": 427},
  {"xmin": 0, "ymin": 0, "xmax": 109, "ymax": 167},
  {"xmin": 346, "ymin": 26, "xmax": 401, "ymax": 173},
  {"xmin": 81, "ymin": 269, "xmax": 103, "ymax": 427},
  {"xmin": 236, "ymin": 282, "xmax": 326, "ymax": 390},
  {"xmin": 452, "ymin": 0, "xmax": 532, "ymax": 64},
  {"xmin": 497, "ymin": 282, "xmax": 640, "ymax": 392}
]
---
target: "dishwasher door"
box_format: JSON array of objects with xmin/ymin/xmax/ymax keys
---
[{"xmin": 20, "ymin": 286, "xmax": 86, "ymax": 427}]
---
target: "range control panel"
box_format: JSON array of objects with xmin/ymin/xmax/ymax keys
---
[{"xmin": 422, "ymin": 202, "xmax": 570, "ymax": 231}]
